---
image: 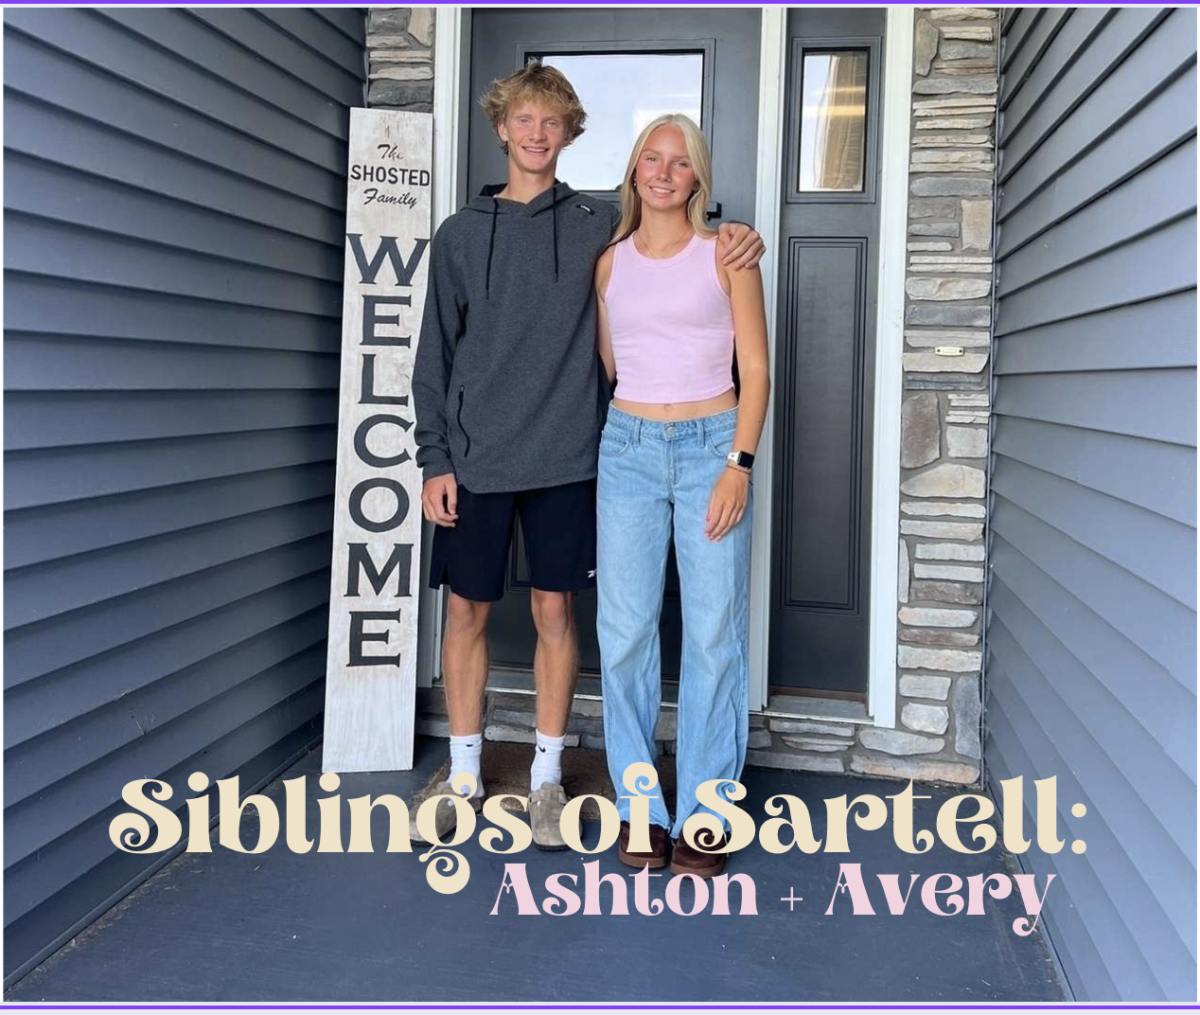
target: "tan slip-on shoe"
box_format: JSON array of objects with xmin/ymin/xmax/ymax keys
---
[
  {"xmin": 530, "ymin": 782, "xmax": 576, "ymax": 851},
  {"xmin": 409, "ymin": 780, "xmax": 483, "ymax": 846}
]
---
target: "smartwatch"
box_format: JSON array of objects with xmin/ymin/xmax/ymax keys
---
[{"xmin": 726, "ymin": 450, "xmax": 755, "ymax": 471}]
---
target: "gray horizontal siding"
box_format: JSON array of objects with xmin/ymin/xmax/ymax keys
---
[
  {"xmin": 990, "ymin": 6, "xmax": 1197, "ymax": 1002},
  {"xmin": 3, "ymin": 7, "xmax": 364, "ymax": 983}
]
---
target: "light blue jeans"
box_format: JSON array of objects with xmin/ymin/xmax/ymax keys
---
[{"xmin": 597, "ymin": 405, "xmax": 752, "ymax": 839}]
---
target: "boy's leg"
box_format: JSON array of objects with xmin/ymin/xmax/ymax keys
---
[
  {"xmin": 529, "ymin": 588, "xmax": 578, "ymax": 799},
  {"xmin": 519, "ymin": 480, "xmax": 597, "ymax": 848},
  {"xmin": 443, "ymin": 592, "xmax": 492, "ymax": 739},
  {"xmin": 529, "ymin": 588, "xmax": 578, "ymax": 742},
  {"xmin": 520, "ymin": 478, "xmax": 597, "ymax": 768},
  {"xmin": 442, "ymin": 592, "xmax": 492, "ymax": 795},
  {"xmin": 412, "ymin": 485, "xmax": 516, "ymax": 844}
]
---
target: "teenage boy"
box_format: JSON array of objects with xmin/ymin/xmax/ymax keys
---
[{"xmin": 410, "ymin": 61, "xmax": 763, "ymax": 848}]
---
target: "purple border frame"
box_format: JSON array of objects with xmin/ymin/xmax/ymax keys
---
[
  {"xmin": 3, "ymin": 1, "xmax": 1195, "ymax": 1010},
  {"xmin": 5, "ymin": 1006, "xmax": 1200, "ymax": 1011}
]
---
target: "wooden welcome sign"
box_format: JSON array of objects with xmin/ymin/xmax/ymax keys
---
[{"xmin": 323, "ymin": 108, "xmax": 433, "ymax": 773}]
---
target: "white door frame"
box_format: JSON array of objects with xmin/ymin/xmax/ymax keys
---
[
  {"xmin": 867, "ymin": 7, "xmax": 913, "ymax": 729},
  {"xmin": 423, "ymin": 5, "xmax": 910, "ymax": 729},
  {"xmin": 746, "ymin": 7, "xmax": 786, "ymax": 714}
]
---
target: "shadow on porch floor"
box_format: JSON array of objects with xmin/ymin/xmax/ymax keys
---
[{"xmin": 6, "ymin": 738, "xmax": 1064, "ymax": 1004}]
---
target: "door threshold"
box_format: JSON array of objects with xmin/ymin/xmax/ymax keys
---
[
  {"xmin": 474, "ymin": 671, "xmax": 866, "ymax": 721},
  {"xmin": 483, "ymin": 669, "xmax": 681, "ymax": 707},
  {"xmin": 762, "ymin": 693, "xmax": 871, "ymax": 725}
]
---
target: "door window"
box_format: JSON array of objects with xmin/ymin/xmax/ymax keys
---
[
  {"xmin": 786, "ymin": 36, "xmax": 880, "ymax": 206},
  {"xmin": 536, "ymin": 50, "xmax": 707, "ymax": 194},
  {"xmin": 798, "ymin": 50, "xmax": 869, "ymax": 193}
]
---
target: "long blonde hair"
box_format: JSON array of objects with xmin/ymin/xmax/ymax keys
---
[{"xmin": 612, "ymin": 114, "xmax": 716, "ymax": 244}]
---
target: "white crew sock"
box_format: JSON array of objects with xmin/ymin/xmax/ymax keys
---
[
  {"xmin": 530, "ymin": 730, "xmax": 567, "ymax": 792},
  {"xmin": 448, "ymin": 733, "xmax": 484, "ymax": 798}
]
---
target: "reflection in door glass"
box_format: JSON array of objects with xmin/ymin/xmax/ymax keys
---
[
  {"xmin": 798, "ymin": 50, "xmax": 868, "ymax": 192},
  {"xmin": 540, "ymin": 53, "xmax": 703, "ymax": 192}
]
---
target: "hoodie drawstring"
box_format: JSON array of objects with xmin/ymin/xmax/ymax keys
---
[
  {"xmin": 549, "ymin": 183, "xmax": 559, "ymax": 284},
  {"xmin": 484, "ymin": 197, "xmax": 499, "ymax": 299},
  {"xmin": 551, "ymin": 183, "xmax": 560, "ymax": 283},
  {"xmin": 483, "ymin": 186, "xmax": 564, "ymax": 298},
  {"xmin": 484, "ymin": 197, "xmax": 499, "ymax": 300}
]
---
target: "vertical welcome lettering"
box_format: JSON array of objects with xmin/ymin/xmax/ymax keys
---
[{"xmin": 323, "ymin": 109, "xmax": 433, "ymax": 772}]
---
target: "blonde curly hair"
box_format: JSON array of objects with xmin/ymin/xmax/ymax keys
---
[{"xmin": 478, "ymin": 59, "xmax": 587, "ymax": 154}]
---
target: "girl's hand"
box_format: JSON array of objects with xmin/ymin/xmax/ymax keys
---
[{"xmin": 706, "ymin": 467, "xmax": 750, "ymax": 541}]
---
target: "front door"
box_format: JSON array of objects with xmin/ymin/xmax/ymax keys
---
[
  {"xmin": 769, "ymin": 7, "xmax": 885, "ymax": 698},
  {"xmin": 462, "ymin": 8, "xmax": 762, "ymax": 680}
]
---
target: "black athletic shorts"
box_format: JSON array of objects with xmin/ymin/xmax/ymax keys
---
[{"xmin": 427, "ymin": 479, "xmax": 597, "ymax": 602}]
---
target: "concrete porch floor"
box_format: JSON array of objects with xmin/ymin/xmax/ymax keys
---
[{"xmin": 6, "ymin": 738, "xmax": 1065, "ymax": 1004}]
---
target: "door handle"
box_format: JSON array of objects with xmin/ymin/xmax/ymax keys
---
[{"xmin": 704, "ymin": 201, "xmax": 723, "ymax": 222}]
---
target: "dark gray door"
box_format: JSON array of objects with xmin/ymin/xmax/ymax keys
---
[
  {"xmin": 770, "ymin": 8, "xmax": 885, "ymax": 696},
  {"xmin": 464, "ymin": 8, "xmax": 762, "ymax": 677}
]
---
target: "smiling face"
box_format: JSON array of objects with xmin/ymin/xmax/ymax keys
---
[
  {"xmin": 497, "ymin": 99, "xmax": 571, "ymax": 177},
  {"xmin": 633, "ymin": 125, "xmax": 697, "ymax": 215}
]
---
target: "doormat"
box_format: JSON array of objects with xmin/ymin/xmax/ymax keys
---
[{"xmin": 416, "ymin": 743, "xmax": 677, "ymax": 819}]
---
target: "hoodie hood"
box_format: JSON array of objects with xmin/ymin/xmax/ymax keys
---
[{"xmin": 464, "ymin": 181, "xmax": 583, "ymax": 297}]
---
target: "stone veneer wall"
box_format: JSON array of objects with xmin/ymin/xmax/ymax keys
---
[
  {"xmin": 365, "ymin": 7, "xmax": 435, "ymax": 111},
  {"xmin": 373, "ymin": 8, "xmax": 1001, "ymax": 787},
  {"xmin": 875, "ymin": 5, "xmax": 999, "ymax": 785}
]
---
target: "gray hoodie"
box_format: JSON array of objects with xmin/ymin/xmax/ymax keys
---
[{"xmin": 412, "ymin": 182, "xmax": 620, "ymax": 494}]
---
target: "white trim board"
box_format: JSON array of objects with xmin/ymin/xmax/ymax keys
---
[
  {"xmin": 421, "ymin": 5, "xmax": 910, "ymax": 729},
  {"xmin": 747, "ymin": 5, "xmax": 787, "ymax": 713},
  {"xmin": 866, "ymin": 6, "xmax": 913, "ymax": 729},
  {"xmin": 418, "ymin": 5, "xmax": 466, "ymax": 689}
]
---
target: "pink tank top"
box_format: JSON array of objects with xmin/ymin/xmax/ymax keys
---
[{"xmin": 604, "ymin": 232, "xmax": 735, "ymax": 403}]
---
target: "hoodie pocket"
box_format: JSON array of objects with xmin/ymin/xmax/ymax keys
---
[{"xmin": 456, "ymin": 385, "xmax": 472, "ymax": 458}]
